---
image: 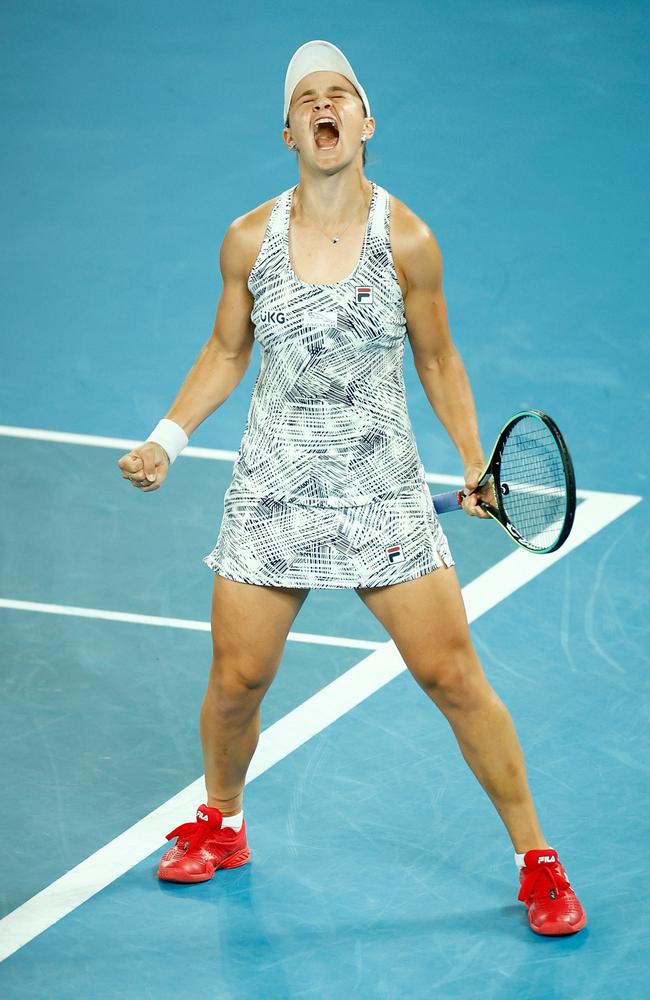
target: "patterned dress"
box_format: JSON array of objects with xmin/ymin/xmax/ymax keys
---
[{"xmin": 203, "ymin": 180, "xmax": 454, "ymax": 588}]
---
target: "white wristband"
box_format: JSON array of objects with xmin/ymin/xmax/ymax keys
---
[{"xmin": 145, "ymin": 418, "xmax": 189, "ymax": 465}]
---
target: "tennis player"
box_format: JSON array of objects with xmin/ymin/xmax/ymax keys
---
[{"xmin": 118, "ymin": 40, "xmax": 586, "ymax": 935}]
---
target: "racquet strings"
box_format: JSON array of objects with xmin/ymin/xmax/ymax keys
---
[{"xmin": 498, "ymin": 415, "xmax": 569, "ymax": 550}]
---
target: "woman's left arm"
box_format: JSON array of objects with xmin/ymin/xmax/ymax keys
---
[{"xmin": 397, "ymin": 212, "xmax": 490, "ymax": 518}]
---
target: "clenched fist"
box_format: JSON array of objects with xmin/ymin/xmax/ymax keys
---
[{"xmin": 117, "ymin": 442, "xmax": 170, "ymax": 492}]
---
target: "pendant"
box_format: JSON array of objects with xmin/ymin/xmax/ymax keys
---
[{"xmin": 331, "ymin": 236, "xmax": 340, "ymax": 244}]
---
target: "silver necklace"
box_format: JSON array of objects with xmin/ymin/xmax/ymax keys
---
[
  {"xmin": 296, "ymin": 186, "xmax": 371, "ymax": 244},
  {"xmin": 305, "ymin": 213, "xmax": 356, "ymax": 244},
  {"xmin": 329, "ymin": 224, "xmax": 353, "ymax": 245}
]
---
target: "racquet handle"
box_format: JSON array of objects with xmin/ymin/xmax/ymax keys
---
[{"xmin": 431, "ymin": 489, "xmax": 465, "ymax": 514}]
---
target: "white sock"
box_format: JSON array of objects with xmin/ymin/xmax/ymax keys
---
[
  {"xmin": 221, "ymin": 811, "xmax": 243, "ymax": 832},
  {"xmin": 515, "ymin": 851, "xmax": 527, "ymax": 870}
]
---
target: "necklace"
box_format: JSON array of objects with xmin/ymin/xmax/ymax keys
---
[
  {"xmin": 305, "ymin": 213, "xmax": 356, "ymax": 244},
  {"xmin": 295, "ymin": 185, "xmax": 372, "ymax": 244},
  {"xmin": 328, "ymin": 222, "xmax": 353, "ymax": 244},
  {"xmin": 301, "ymin": 221, "xmax": 354, "ymax": 243}
]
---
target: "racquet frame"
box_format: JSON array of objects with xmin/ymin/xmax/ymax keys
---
[{"xmin": 431, "ymin": 409, "xmax": 576, "ymax": 554}]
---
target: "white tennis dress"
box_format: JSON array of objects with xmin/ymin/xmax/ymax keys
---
[{"xmin": 204, "ymin": 180, "xmax": 454, "ymax": 588}]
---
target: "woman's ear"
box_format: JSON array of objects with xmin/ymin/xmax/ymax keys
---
[
  {"xmin": 362, "ymin": 117, "xmax": 376, "ymax": 142},
  {"xmin": 283, "ymin": 126, "xmax": 297, "ymax": 151}
]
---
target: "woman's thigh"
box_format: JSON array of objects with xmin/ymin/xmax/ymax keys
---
[
  {"xmin": 210, "ymin": 575, "xmax": 309, "ymax": 690},
  {"xmin": 356, "ymin": 567, "xmax": 484, "ymax": 696}
]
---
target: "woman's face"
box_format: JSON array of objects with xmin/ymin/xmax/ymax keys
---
[{"xmin": 283, "ymin": 70, "xmax": 373, "ymax": 166}]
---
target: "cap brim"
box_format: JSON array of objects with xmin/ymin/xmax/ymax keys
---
[{"xmin": 284, "ymin": 39, "xmax": 370, "ymax": 124}]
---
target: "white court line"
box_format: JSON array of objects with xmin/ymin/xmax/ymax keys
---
[
  {"xmin": 0, "ymin": 423, "xmax": 240, "ymax": 464},
  {"xmin": 0, "ymin": 423, "xmax": 463, "ymax": 484},
  {"xmin": 0, "ymin": 487, "xmax": 641, "ymax": 962},
  {"xmin": 0, "ymin": 599, "xmax": 381, "ymax": 652},
  {"xmin": 0, "ymin": 423, "xmax": 598, "ymax": 496}
]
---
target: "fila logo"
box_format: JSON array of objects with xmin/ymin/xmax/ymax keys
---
[
  {"xmin": 387, "ymin": 543, "xmax": 405, "ymax": 564},
  {"xmin": 538, "ymin": 855, "xmax": 556, "ymax": 864},
  {"xmin": 356, "ymin": 286, "xmax": 373, "ymax": 304},
  {"xmin": 197, "ymin": 809, "xmax": 209, "ymax": 823}
]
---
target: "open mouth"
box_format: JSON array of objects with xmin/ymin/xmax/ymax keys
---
[{"xmin": 313, "ymin": 118, "xmax": 340, "ymax": 150}]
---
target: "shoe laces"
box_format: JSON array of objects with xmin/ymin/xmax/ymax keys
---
[
  {"xmin": 518, "ymin": 860, "xmax": 571, "ymax": 904},
  {"xmin": 165, "ymin": 820, "xmax": 209, "ymax": 853},
  {"xmin": 165, "ymin": 819, "xmax": 236, "ymax": 853}
]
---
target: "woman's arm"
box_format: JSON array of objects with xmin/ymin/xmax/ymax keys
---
[
  {"xmin": 117, "ymin": 218, "xmax": 256, "ymax": 491},
  {"xmin": 395, "ymin": 207, "xmax": 489, "ymax": 517},
  {"xmin": 166, "ymin": 219, "xmax": 256, "ymax": 436}
]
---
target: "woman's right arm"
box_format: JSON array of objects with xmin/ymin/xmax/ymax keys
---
[
  {"xmin": 117, "ymin": 219, "xmax": 256, "ymax": 491},
  {"xmin": 165, "ymin": 219, "xmax": 256, "ymax": 436}
]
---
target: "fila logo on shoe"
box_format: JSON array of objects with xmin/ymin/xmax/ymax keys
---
[
  {"xmin": 197, "ymin": 809, "xmax": 209, "ymax": 823},
  {"xmin": 538, "ymin": 855, "xmax": 556, "ymax": 864}
]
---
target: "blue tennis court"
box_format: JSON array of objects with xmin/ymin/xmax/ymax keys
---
[{"xmin": 1, "ymin": 2, "xmax": 648, "ymax": 998}]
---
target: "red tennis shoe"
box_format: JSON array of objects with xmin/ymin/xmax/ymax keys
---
[
  {"xmin": 518, "ymin": 848, "xmax": 587, "ymax": 935},
  {"xmin": 158, "ymin": 804, "xmax": 250, "ymax": 883}
]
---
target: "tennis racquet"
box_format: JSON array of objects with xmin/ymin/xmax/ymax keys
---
[{"xmin": 431, "ymin": 410, "xmax": 576, "ymax": 554}]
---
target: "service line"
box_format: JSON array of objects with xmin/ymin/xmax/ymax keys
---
[
  {"xmin": 0, "ymin": 423, "xmax": 601, "ymax": 496},
  {"xmin": 0, "ymin": 599, "xmax": 382, "ymax": 651}
]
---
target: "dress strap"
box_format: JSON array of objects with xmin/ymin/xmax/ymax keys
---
[{"xmin": 368, "ymin": 182, "xmax": 388, "ymax": 240}]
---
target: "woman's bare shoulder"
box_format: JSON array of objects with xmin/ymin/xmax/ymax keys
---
[
  {"xmin": 388, "ymin": 192, "xmax": 437, "ymax": 250},
  {"xmin": 223, "ymin": 194, "xmax": 283, "ymax": 270},
  {"xmin": 231, "ymin": 194, "xmax": 280, "ymax": 235},
  {"xmin": 386, "ymin": 191, "xmax": 442, "ymax": 297}
]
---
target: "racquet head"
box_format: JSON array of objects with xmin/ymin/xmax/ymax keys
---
[{"xmin": 478, "ymin": 410, "xmax": 576, "ymax": 553}]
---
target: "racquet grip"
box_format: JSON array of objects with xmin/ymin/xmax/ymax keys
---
[{"xmin": 431, "ymin": 489, "xmax": 465, "ymax": 514}]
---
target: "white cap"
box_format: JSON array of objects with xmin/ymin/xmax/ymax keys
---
[{"xmin": 284, "ymin": 39, "xmax": 371, "ymax": 125}]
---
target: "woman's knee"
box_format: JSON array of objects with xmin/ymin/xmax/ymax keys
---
[
  {"xmin": 415, "ymin": 642, "xmax": 490, "ymax": 712},
  {"xmin": 213, "ymin": 650, "xmax": 277, "ymax": 690},
  {"xmin": 203, "ymin": 653, "xmax": 276, "ymax": 721}
]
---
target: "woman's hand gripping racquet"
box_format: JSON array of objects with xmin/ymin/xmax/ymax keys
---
[{"xmin": 431, "ymin": 410, "xmax": 576, "ymax": 554}]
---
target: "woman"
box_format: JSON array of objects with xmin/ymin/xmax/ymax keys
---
[{"xmin": 118, "ymin": 40, "xmax": 585, "ymax": 935}]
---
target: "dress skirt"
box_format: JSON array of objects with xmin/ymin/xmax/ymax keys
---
[{"xmin": 203, "ymin": 479, "xmax": 455, "ymax": 589}]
